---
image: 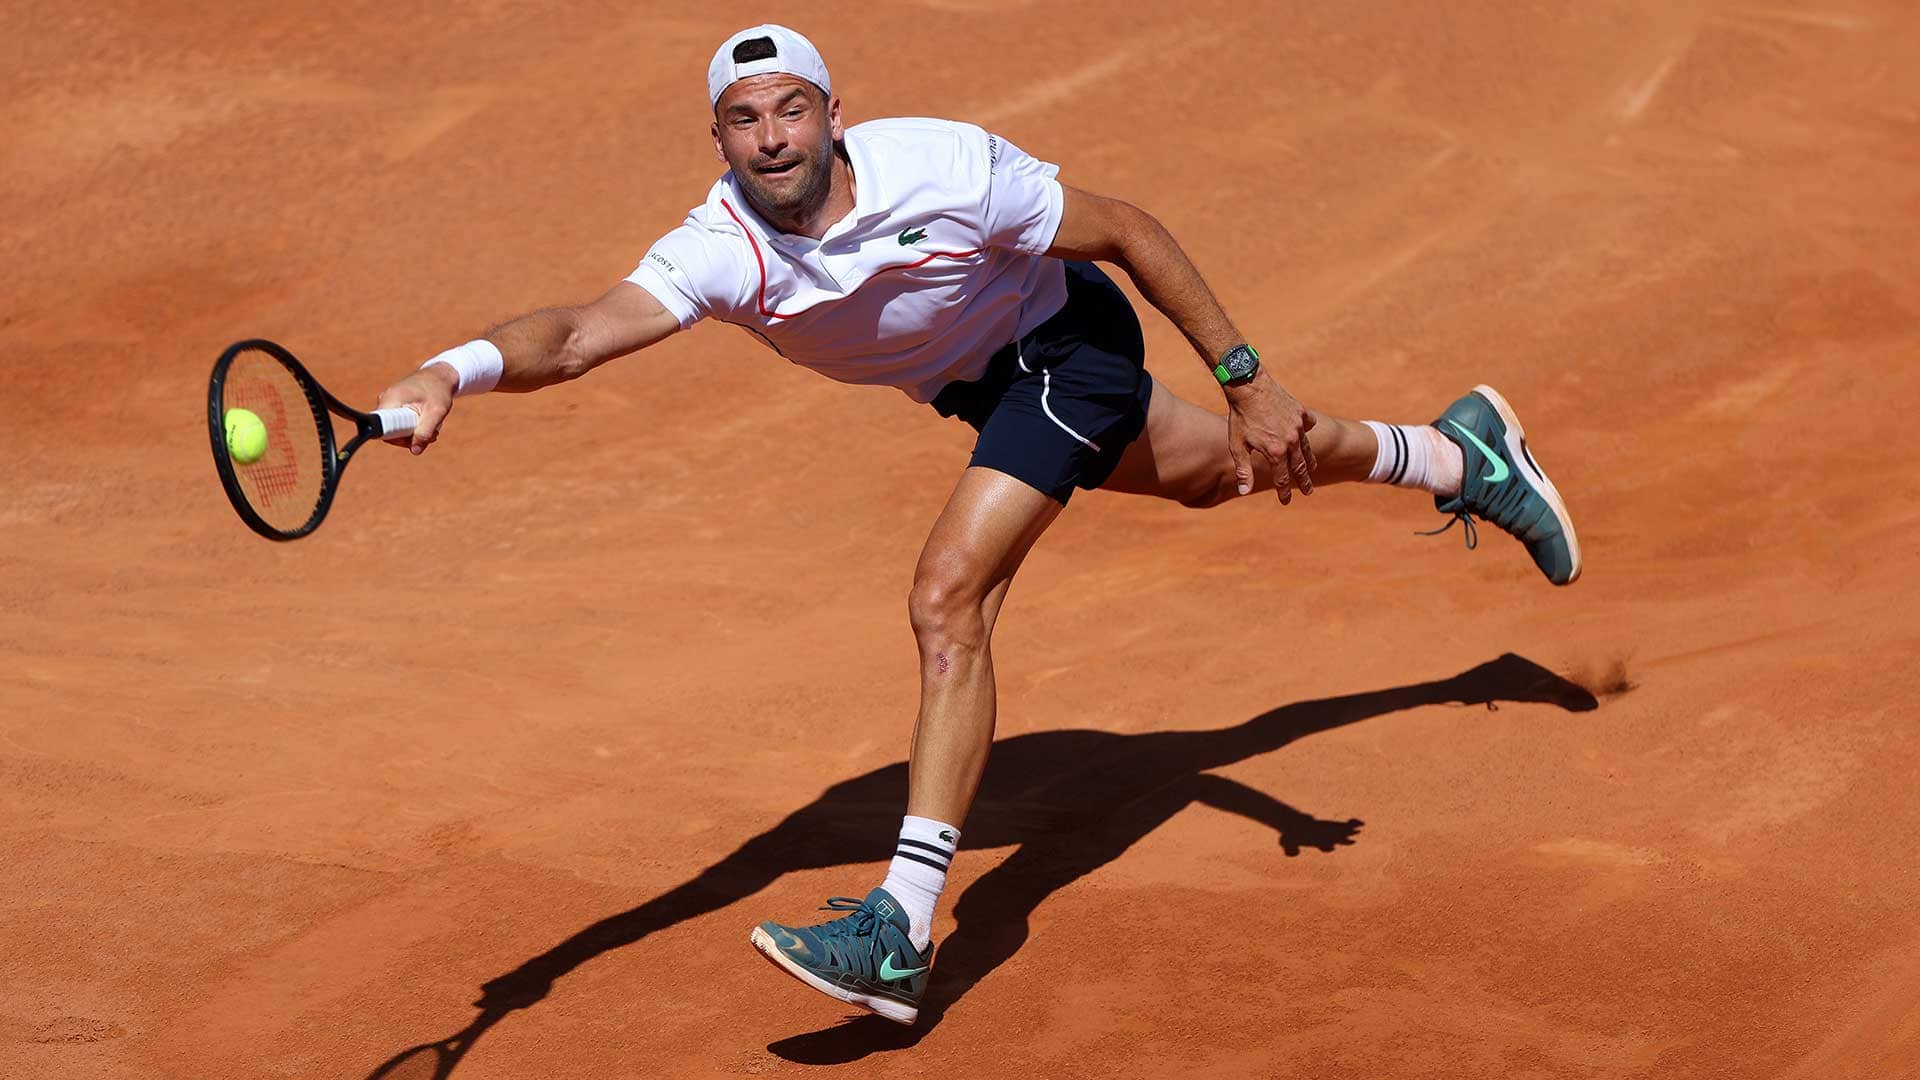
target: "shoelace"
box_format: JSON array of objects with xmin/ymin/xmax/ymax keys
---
[
  {"xmin": 815, "ymin": 896, "xmax": 881, "ymax": 942},
  {"xmin": 1417, "ymin": 511, "xmax": 1479, "ymax": 550}
]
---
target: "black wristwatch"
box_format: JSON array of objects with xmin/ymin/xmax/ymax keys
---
[{"xmin": 1213, "ymin": 344, "xmax": 1261, "ymax": 387}]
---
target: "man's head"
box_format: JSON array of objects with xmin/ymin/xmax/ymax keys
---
[{"xmin": 708, "ymin": 25, "xmax": 843, "ymax": 222}]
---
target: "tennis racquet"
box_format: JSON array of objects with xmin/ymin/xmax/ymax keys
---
[{"xmin": 207, "ymin": 338, "xmax": 419, "ymax": 541}]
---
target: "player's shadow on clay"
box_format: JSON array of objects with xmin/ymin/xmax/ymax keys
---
[{"xmin": 363, "ymin": 653, "xmax": 1595, "ymax": 1078}]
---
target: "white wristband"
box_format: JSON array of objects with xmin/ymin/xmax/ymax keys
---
[{"xmin": 421, "ymin": 339, "xmax": 503, "ymax": 396}]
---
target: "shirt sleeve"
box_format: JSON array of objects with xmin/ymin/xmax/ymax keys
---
[
  {"xmin": 624, "ymin": 222, "xmax": 739, "ymax": 328},
  {"xmin": 980, "ymin": 131, "xmax": 1065, "ymax": 255}
]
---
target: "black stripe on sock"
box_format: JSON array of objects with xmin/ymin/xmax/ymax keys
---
[
  {"xmin": 1388, "ymin": 425, "xmax": 1409, "ymax": 486},
  {"xmin": 897, "ymin": 837, "xmax": 955, "ymax": 859},
  {"xmin": 893, "ymin": 849, "xmax": 950, "ymax": 873}
]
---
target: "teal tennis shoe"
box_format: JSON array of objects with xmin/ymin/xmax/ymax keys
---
[
  {"xmin": 750, "ymin": 887, "xmax": 931, "ymax": 1025},
  {"xmin": 1427, "ymin": 385, "xmax": 1582, "ymax": 585}
]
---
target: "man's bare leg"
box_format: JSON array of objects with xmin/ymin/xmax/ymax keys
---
[
  {"xmin": 1102, "ymin": 378, "xmax": 1394, "ymax": 505},
  {"xmin": 904, "ymin": 467, "xmax": 1062, "ymax": 825},
  {"xmin": 1102, "ymin": 378, "xmax": 1581, "ymax": 584},
  {"xmin": 749, "ymin": 466, "xmax": 1062, "ymax": 1023}
]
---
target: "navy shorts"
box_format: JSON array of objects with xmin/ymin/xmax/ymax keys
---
[{"xmin": 931, "ymin": 261, "xmax": 1153, "ymax": 504}]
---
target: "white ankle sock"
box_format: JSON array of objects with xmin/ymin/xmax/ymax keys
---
[
  {"xmin": 880, "ymin": 815, "xmax": 957, "ymax": 950},
  {"xmin": 1362, "ymin": 421, "xmax": 1463, "ymax": 496}
]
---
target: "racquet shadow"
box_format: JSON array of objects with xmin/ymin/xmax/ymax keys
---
[{"xmin": 362, "ymin": 653, "xmax": 1595, "ymax": 1078}]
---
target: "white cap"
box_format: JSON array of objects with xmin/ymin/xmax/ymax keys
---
[{"xmin": 707, "ymin": 24, "xmax": 833, "ymax": 107}]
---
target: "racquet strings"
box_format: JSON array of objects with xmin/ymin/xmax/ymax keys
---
[{"xmin": 221, "ymin": 347, "xmax": 330, "ymax": 534}]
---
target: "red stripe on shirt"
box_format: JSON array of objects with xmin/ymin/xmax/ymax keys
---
[{"xmin": 719, "ymin": 197, "xmax": 980, "ymax": 321}]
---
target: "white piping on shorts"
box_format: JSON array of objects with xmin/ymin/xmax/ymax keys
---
[{"xmin": 1018, "ymin": 339, "xmax": 1101, "ymax": 452}]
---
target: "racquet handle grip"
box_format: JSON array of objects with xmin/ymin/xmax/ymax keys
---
[{"xmin": 374, "ymin": 407, "xmax": 420, "ymax": 438}]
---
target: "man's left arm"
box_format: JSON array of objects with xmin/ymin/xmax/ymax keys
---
[{"xmin": 1044, "ymin": 184, "xmax": 1315, "ymax": 502}]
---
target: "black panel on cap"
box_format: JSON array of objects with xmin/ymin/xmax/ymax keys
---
[{"xmin": 732, "ymin": 37, "xmax": 778, "ymax": 63}]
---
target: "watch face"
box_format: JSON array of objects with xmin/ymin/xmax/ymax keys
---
[{"xmin": 1222, "ymin": 345, "xmax": 1259, "ymax": 381}]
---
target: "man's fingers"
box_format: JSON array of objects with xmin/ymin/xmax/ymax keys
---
[
  {"xmin": 1292, "ymin": 437, "xmax": 1315, "ymax": 496},
  {"xmin": 410, "ymin": 406, "xmax": 443, "ymax": 455},
  {"xmin": 1269, "ymin": 445, "xmax": 1292, "ymax": 505},
  {"xmin": 1291, "ymin": 450, "xmax": 1312, "ymax": 496},
  {"xmin": 1230, "ymin": 440, "xmax": 1254, "ymax": 496}
]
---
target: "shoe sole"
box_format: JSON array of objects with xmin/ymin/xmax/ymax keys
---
[
  {"xmin": 748, "ymin": 926, "xmax": 919, "ymax": 1025},
  {"xmin": 1472, "ymin": 384, "xmax": 1582, "ymax": 585}
]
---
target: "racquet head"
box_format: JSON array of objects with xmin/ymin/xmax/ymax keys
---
[{"xmin": 208, "ymin": 339, "xmax": 416, "ymax": 540}]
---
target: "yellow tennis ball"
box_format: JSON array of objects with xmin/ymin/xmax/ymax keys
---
[{"xmin": 224, "ymin": 407, "xmax": 268, "ymax": 465}]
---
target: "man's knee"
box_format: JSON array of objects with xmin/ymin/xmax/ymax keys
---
[{"xmin": 908, "ymin": 558, "xmax": 992, "ymax": 647}]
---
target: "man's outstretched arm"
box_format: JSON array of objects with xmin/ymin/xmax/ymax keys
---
[
  {"xmin": 1044, "ymin": 184, "xmax": 1316, "ymax": 502},
  {"xmin": 375, "ymin": 280, "xmax": 682, "ymax": 454}
]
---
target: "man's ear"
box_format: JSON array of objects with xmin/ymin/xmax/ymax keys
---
[
  {"xmin": 827, "ymin": 95, "xmax": 844, "ymax": 142},
  {"xmin": 711, "ymin": 121, "xmax": 726, "ymax": 164}
]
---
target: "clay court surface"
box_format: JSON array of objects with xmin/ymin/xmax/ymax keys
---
[{"xmin": 6, "ymin": 1, "xmax": 1920, "ymax": 1077}]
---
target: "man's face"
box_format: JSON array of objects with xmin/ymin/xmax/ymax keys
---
[{"xmin": 712, "ymin": 75, "xmax": 842, "ymax": 220}]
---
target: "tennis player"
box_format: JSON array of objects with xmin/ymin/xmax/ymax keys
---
[{"xmin": 374, "ymin": 24, "xmax": 1579, "ymax": 1025}]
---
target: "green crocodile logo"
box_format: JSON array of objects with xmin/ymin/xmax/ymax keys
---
[{"xmin": 898, "ymin": 227, "xmax": 928, "ymax": 246}]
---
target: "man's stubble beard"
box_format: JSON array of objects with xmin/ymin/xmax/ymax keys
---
[{"xmin": 739, "ymin": 132, "xmax": 836, "ymax": 224}]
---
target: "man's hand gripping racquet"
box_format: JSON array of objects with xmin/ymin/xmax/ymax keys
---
[{"xmin": 207, "ymin": 339, "xmax": 421, "ymax": 541}]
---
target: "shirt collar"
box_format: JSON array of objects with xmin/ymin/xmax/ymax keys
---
[{"xmin": 843, "ymin": 125, "xmax": 888, "ymax": 226}]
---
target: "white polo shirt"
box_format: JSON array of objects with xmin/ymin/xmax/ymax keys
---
[{"xmin": 626, "ymin": 117, "xmax": 1069, "ymax": 403}]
